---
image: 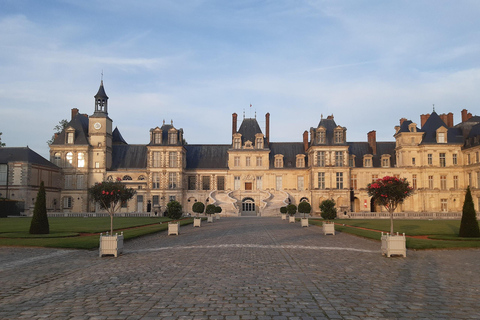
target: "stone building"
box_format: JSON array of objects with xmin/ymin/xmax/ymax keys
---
[{"xmin": 49, "ymin": 81, "xmax": 480, "ymax": 216}]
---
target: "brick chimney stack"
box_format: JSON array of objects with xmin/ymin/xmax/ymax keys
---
[
  {"xmin": 303, "ymin": 131, "xmax": 309, "ymax": 152},
  {"xmin": 265, "ymin": 113, "xmax": 270, "ymax": 145},
  {"xmin": 399, "ymin": 118, "xmax": 407, "ymax": 126},
  {"xmin": 368, "ymin": 130, "xmax": 377, "ymax": 155},
  {"xmin": 71, "ymin": 108, "xmax": 79, "ymax": 120},
  {"xmin": 420, "ymin": 114, "xmax": 430, "ymax": 128},
  {"xmin": 461, "ymin": 109, "xmax": 472, "ymax": 122},
  {"xmin": 438, "ymin": 113, "xmax": 454, "ymax": 127},
  {"xmin": 232, "ymin": 113, "xmax": 237, "ymax": 135}
]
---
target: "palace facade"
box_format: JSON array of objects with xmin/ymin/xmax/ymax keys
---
[{"xmin": 48, "ymin": 81, "xmax": 480, "ymax": 216}]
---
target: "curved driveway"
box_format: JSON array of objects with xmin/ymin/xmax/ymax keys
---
[{"xmin": 1, "ymin": 217, "xmax": 479, "ymax": 319}]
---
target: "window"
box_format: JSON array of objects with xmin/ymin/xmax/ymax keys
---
[
  {"xmin": 427, "ymin": 154, "xmax": 432, "ymax": 165},
  {"xmin": 350, "ymin": 174, "xmax": 357, "ymax": 190},
  {"xmin": 152, "ymin": 152, "xmax": 161, "ymax": 167},
  {"xmin": 76, "ymin": 175, "xmax": 84, "ymax": 189},
  {"xmin": 334, "ymin": 130, "xmax": 343, "ymax": 143},
  {"xmin": 217, "ymin": 176, "xmax": 225, "ymax": 190},
  {"xmin": 412, "ymin": 174, "xmax": 417, "ymax": 189},
  {"xmin": 152, "ymin": 173, "xmax": 160, "ymax": 189},
  {"xmin": 256, "ymin": 156, "xmax": 262, "ymax": 167},
  {"xmin": 372, "ymin": 174, "xmax": 378, "ymax": 183},
  {"xmin": 168, "ymin": 132, "xmax": 177, "ymax": 145},
  {"xmin": 234, "ymin": 156, "xmax": 240, "ymax": 167},
  {"xmin": 188, "ymin": 176, "xmax": 196, "ymax": 190},
  {"xmin": 246, "ymin": 156, "xmax": 251, "ymax": 167},
  {"xmin": 169, "ymin": 172, "xmax": 177, "ymax": 189},
  {"xmin": 477, "ymin": 152, "xmax": 479, "ymax": 163},
  {"xmin": 453, "ymin": 175, "xmax": 458, "ymax": 189},
  {"xmin": 169, "ymin": 152, "xmax": 177, "ymax": 168},
  {"xmin": 477, "ymin": 172, "xmax": 480, "ymax": 189},
  {"xmin": 95, "ymin": 162, "xmax": 100, "ymax": 169},
  {"xmin": 453, "ymin": 154, "xmax": 457, "ymax": 165},
  {"xmin": 440, "ymin": 175, "xmax": 447, "ymax": 190},
  {"xmin": 274, "ymin": 156, "xmax": 283, "ymax": 168},
  {"xmin": 67, "ymin": 132, "xmax": 74, "ymax": 144},
  {"xmin": 234, "ymin": 176, "xmax": 240, "ymax": 190},
  {"xmin": 0, "ymin": 164, "xmax": 6, "ymax": 185},
  {"xmin": 297, "ymin": 176, "xmax": 304, "ymax": 191},
  {"xmin": 63, "ymin": 197, "xmax": 72, "ymax": 208},
  {"xmin": 123, "ymin": 175, "xmax": 132, "ymax": 180},
  {"xmin": 53, "ymin": 153, "xmax": 61, "ymax": 166},
  {"xmin": 77, "ymin": 153, "xmax": 85, "ymax": 168},
  {"xmin": 336, "ymin": 172, "xmax": 343, "ymax": 189},
  {"xmin": 296, "ymin": 156, "xmax": 305, "ymax": 168},
  {"xmin": 66, "ymin": 152, "xmax": 73, "ymax": 167},
  {"xmin": 468, "ymin": 173, "xmax": 472, "ymax": 186},
  {"xmin": 364, "ymin": 157, "xmax": 372, "ymax": 167},
  {"xmin": 439, "ymin": 153, "xmax": 446, "ymax": 167},
  {"xmin": 154, "ymin": 132, "xmax": 162, "ymax": 144},
  {"xmin": 234, "ymin": 138, "xmax": 241, "ymax": 149},
  {"xmin": 468, "ymin": 154, "xmax": 471, "ymax": 165},
  {"xmin": 316, "ymin": 151, "xmax": 325, "ymax": 167},
  {"xmin": 440, "ymin": 199, "xmax": 448, "ymax": 212},
  {"xmin": 152, "ymin": 195, "xmax": 159, "ymax": 206},
  {"xmin": 428, "ymin": 175, "xmax": 433, "ymax": 189},
  {"xmin": 202, "ymin": 176, "xmax": 210, "ymax": 190},
  {"xmin": 276, "ymin": 176, "xmax": 282, "ymax": 190},
  {"xmin": 335, "ymin": 151, "xmax": 343, "ymax": 167},
  {"xmin": 138, "ymin": 175, "xmax": 146, "ymax": 180},
  {"xmin": 256, "ymin": 176, "xmax": 262, "ymax": 190},
  {"xmin": 317, "ymin": 131, "xmax": 326, "ymax": 144},
  {"xmin": 318, "ymin": 172, "xmax": 325, "ymax": 189},
  {"xmin": 349, "ymin": 156, "xmax": 355, "ymax": 167},
  {"xmin": 412, "ymin": 157, "xmax": 416, "ymax": 166},
  {"xmin": 438, "ymin": 132, "xmax": 445, "ymax": 143},
  {"xmin": 65, "ymin": 175, "xmax": 73, "ymax": 189},
  {"xmin": 169, "ymin": 195, "xmax": 176, "ymax": 202},
  {"xmin": 256, "ymin": 137, "xmax": 263, "ymax": 149},
  {"xmin": 382, "ymin": 157, "xmax": 390, "ymax": 167}
]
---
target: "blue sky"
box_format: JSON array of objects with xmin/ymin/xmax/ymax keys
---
[{"xmin": 1, "ymin": 0, "xmax": 480, "ymax": 158}]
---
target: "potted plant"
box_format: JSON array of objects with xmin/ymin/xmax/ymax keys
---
[
  {"xmin": 192, "ymin": 201, "xmax": 204, "ymax": 227},
  {"xmin": 215, "ymin": 205, "xmax": 222, "ymax": 220},
  {"xmin": 88, "ymin": 179, "xmax": 136, "ymax": 257},
  {"xmin": 286, "ymin": 204, "xmax": 297, "ymax": 223},
  {"xmin": 280, "ymin": 206, "xmax": 287, "ymax": 220},
  {"xmin": 367, "ymin": 176, "xmax": 413, "ymax": 257},
  {"xmin": 320, "ymin": 199, "xmax": 336, "ymax": 235},
  {"xmin": 206, "ymin": 204, "xmax": 216, "ymax": 223},
  {"xmin": 166, "ymin": 200, "xmax": 182, "ymax": 235},
  {"xmin": 298, "ymin": 201, "xmax": 311, "ymax": 227}
]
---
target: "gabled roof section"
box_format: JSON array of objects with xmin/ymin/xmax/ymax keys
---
[
  {"xmin": 348, "ymin": 142, "xmax": 396, "ymax": 168},
  {"xmin": 94, "ymin": 80, "xmax": 109, "ymax": 99},
  {"xmin": 185, "ymin": 145, "xmax": 230, "ymax": 169},
  {"xmin": 0, "ymin": 147, "xmax": 59, "ymax": 169},
  {"xmin": 312, "ymin": 116, "xmax": 345, "ymax": 145},
  {"xmin": 420, "ymin": 112, "xmax": 463, "ymax": 144},
  {"xmin": 111, "ymin": 145, "xmax": 147, "ymax": 169},
  {"xmin": 237, "ymin": 118, "xmax": 263, "ymax": 144},
  {"xmin": 397, "ymin": 120, "xmax": 418, "ymax": 133},
  {"xmin": 51, "ymin": 113, "xmax": 90, "ymax": 145},
  {"xmin": 269, "ymin": 142, "xmax": 306, "ymax": 168},
  {"xmin": 112, "ymin": 127, "xmax": 127, "ymax": 145}
]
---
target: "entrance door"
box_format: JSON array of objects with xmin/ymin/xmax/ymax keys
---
[
  {"xmin": 245, "ymin": 182, "xmax": 253, "ymax": 190},
  {"xmin": 241, "ymin": 197, "xmax": 256, "ymax": 216},
  {"xmin": 137, "ymin": 195, "xmax": 143, "ymax": 213}
]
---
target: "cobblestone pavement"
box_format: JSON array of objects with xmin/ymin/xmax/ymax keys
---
[{"xmin": 1, "ymin": 217, "xmax": 479, "ymax": 319}]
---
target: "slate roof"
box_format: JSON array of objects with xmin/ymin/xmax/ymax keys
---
[
  {"xmin": 185, "ymin": 145, "xmax": 230, "ymax": 169},
  {"xmin": 111, "ymin": 145, "xmax": 147, "ymax": 169},
  {"xmin": 397, "ymin": 120, "xmax": 418, "ymax": 133},
  {"xmin": 148, "ymin": 124, "xmax": 184, "ymax": 146},
  {"xmin": 420, "ymin": 112, "xmax": 463, "ymax": 144},
  {"xmin": 51, "ymin": 113, "xmax": 90, "ymax": 146},
  {"xmin": 269, "ymin": 142, "xmax": 306, "ymax": 168},
  {"xmin": 311, "ymin": 117, "xmax": 347, "ymax": 146},
  {"xmin": 0, "ymin": 147, "xmax": 59, "ymax": 169},
  {"xmin": 112, "ymin": 127, "xmax": 127, "ymax": 145},
  {"xmin": 94, "ymin": 81, "xmax": 108, "ymax": 99},
  {"xmin": 347, "ymin": 142, "xmax": 396, "ymax": 168},
  {"xmin": 237, "ymin": 118, "xmax": 263, "ymax": 145}
]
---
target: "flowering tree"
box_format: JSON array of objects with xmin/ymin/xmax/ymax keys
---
[
  {"xmin": 88, "ymin": 179, "xmax": 136, "ymax": 235},
  {"xmin": 367, "ymin": 176, "xmax": 413, "ymax": 234}
]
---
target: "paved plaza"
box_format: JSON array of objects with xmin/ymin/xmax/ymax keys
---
[{"xmin": 1, "ymin": 217, "xmax": 479, "ymax": 319}]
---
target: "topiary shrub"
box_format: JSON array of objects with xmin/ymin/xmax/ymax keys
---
[
  {"xmin": 298, "ymin": 201, "xmax": 311, "ymax": 218},
  {"xmin": 29, "ymin": 181, "xmax": 49, "ymax": 234},
  {"xmin": 319, "ymin": 199, "xmax": 337, "ymax": 220},
  {"xmin": 459, "ymin": 186, "xmax": 480, "ymax": 237},
  {"xmin": 205, "ymin": 204, "xmax": 216, "ymax": 216},
  {"xmin": 167, "ymin": 200, "xmax": 183, "ymax": 220},
  {"xmin": 280, "ymin": 206, "xmax": 287, "ymax": 214},
  {"xmin": 215, "ymin": 205, "xmax": 222, "ymax": 214},
  {"xmin": 286, "ymin": 204, "xmax": 297, "ymax": 216},
  {"xmin": 192, "ymin": 201, "xmax": 205, "ymax": 217}
]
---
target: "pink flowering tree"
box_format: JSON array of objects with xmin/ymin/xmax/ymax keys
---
[
  {"xmin": 88, "ymin": 178, "xmax": 136, "ymax": 235},
  {"xmin": 367, "ymin": 176, "xmax": 414, "ymax": 234}
]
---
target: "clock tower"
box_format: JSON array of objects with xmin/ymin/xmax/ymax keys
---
[{"xmin": 88, "ymin": 80, "xmax": 113, "ymax": 184}]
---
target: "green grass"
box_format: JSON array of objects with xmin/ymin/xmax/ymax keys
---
[
  {"xmin": 0, "ymin": 217, "xmax": 193, "ymax": 249},
  {"xmin": 309, "ymin": 219, "xmax": 480, "ymax": 250}
]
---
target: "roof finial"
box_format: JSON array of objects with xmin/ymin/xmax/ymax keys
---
[
  {"xmin": 432, "ymin": 104, "xmax": 435, "ymax": 112},
  {"xmin": 163, "ymin": 119, "xmax": 165, "ymax": 125},
  {"xmin": 171, "ymin": 119, "xmax": 173, "ymax": 125},
  {"xmin": 101, "ymin": 70, "xmax": 104, "ymax": 84},
  {"xmin": 321, "ymin": 113, "xmax": 323, "ymax": 119},
  {"xmin": 243, "ymin": 109, "xmax": 245, "ymax": 119}
]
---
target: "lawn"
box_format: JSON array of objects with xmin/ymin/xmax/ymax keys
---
[
  {"xmin": 0, "ymin": 217, "xmax": 194, "ymax": 249},
  {"xmin": 309, "ymin": 219, "xmax": 480, "ymax": 250}
]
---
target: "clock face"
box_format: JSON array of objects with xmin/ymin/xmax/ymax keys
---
[{"xmin": 94, "ymin": 122, "xmax": 102, "ymax": 130}]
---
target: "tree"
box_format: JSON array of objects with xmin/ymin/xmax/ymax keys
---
[
  {"xmin": 88, "ymin": 179, "xmax": 136, "ymax": 235},
  {"xmin": 298, "ymin": 201, "xmax": 311, "ymax": 218},
  {"xmin": 215, "ymin": 205, "xmax": 222, "ymax": 214},
  {"xmin": 29, "ymin": 181, "xmax": 49, "ymax": 234},
  {"xmin": 192, "ymin": 201, "xmax": 205, "ymax": 217},
  {"xmin": 167, "ymin": 200, "xmax": 183, "ymax": 220},
  {"xmin": 320, "ymin": 199, "xmax": 337, "ymax": 220},
  {"xmin": 47, "ymin": 119, "xmax": 68, "ymax": 145},
  {"xmin": 280, "ymin": 206, "xmax": 287, "ymax": 214},
  {"xmin": 0, "ymin": 132, "xmax": 5, "ymax": 147},
  {"xmin": 286, "ymin": 204, "xmax": 297, "ymax": 216},
  {"xmin": 205, "ymin": 204, "xmax": 216, "ymax": 216},
  {"xmin": 367, "ymin": 176, "xmax": 413, "ymax": 234},
  {"xmin": 459, "ymin": 186, "xmax": 480, "ymax": 237}
]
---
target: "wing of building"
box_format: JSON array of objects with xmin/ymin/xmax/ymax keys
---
[{"xmin": 47, "ymin": 81, "xmax": 480, "ymax": 216}]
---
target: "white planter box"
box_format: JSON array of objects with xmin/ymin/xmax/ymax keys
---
[
  {"xmin": 168, "ymin": 222, "xmax": 180, "ymax": 235},
  {"xmin": 99, "ymin": 233, "xmax": 124, "ymax": 257},
  {"xmin": 301, "ymin": 218, "xmax": 309, "ymax": 227},
  {"xmin": 289, "ymin": 216, "xmax": 296, "ymax": 223},
  {"xmin": 194, "ymin": 218, "xmax": 201, "ymax": 227},
  {"xmin": 323, "ymin": 222, "xmax": 335, "ymax": 235},
  {"xmin": 381, "ymin": 233, "xmax": 406, "ymax": 257},
  {"xmin": 215, "ymin": 213, "xmax": 220, "ymax": 220},
  {"xmin": 207, "ymin": 215, "xmax": 214, "ymax": 223},
  {"xmin": 281, "ymin": 214, "xmax": 287, "ymax": 220}
]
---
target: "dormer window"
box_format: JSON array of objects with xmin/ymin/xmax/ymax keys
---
[
  {"xmin": 334, "ymin": 127, "xmax": 345, "ymax": 144},
  {"xmin": 154, "ymin": 132, "xmax": 162, "ymax": 144},
  {"xmin": 381, "ymin": 154, "xmax": 391, "ymax": 168},
  {"xmin": 245, "ymin": 141, "xmax": 253, "ymax": 149},
  {"xmin": 255, "ymin": 135, "xmax": 264, "ymax": 149},
  {"xmin": 436, "ymin": 127, "xmax": 448, "ymax": 143},
  {"xmin": 363, "ymin": 155, "xmax": 373, "ymax": 167},
  {"xmin": 349, "ymin": 155, "xmax": 355, "ymax": 167},
  {"xmin": 233, "ymin": 135, "xmax": 241, "ymax": 149},
  {"xmin": 296, "ymin": 155, "xmax": 305, "ymax": 168},
  {"xmin": 168, "ymin": 130, "xmax": 177, "ymax": 144},
  {"xmin": 274, "ymin": 155, "xmax": 284, "ymax": 168},
  {"xmin": 408, "ymin": 123, "xmax": 417, "ymax": 132},
  {"xmin": 317, "ymin": 129, "xmax": 326, "ymax": 144}
]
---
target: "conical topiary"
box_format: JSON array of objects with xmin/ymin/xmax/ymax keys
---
[
  {"xmin": 459, "ymin": 186, "xmax": 480, "ymax": 237},
  {"xmin": 29, "ymin": 181, "xmax": 49, "ymax": 234}
]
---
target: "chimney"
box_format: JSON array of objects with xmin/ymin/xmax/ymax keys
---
[
  {"xmin": 461, "ymin": 109, "xmax": 468, "ymax": 122},
  {"xmin": 71, "ymin": 108, "xmax": 79, "ymax": 120},
  {"xmin": 265, "ymin": 113, "xmax": 270, "ymax": 145},
  {"xmin": 368, "ymin": 130, "xmax": 377, "ymax": 155},
  {"xmin": 232, "ymin": 113, "xmax": 237, "ymax": 135},
  {"xmin": 303, "ymin": 131, "xmax": 309, "ymax": 152},
  {"xmin": 400, "ymin": 118, "xmax": 407, "ymax": 126},
  {"xmin": 447, "ymin": 112, "xmax": 454, "ymax": 127},
  {"xmin": 420, "ymin": 113, "xmax": 430, "ymax": 128},
  {"xmin": 468, "ymin": 112, "xmax": 472, "ymax": 121},
  {"xmin": 439, "ymin": 114, "xmax": 448, "ymax": 126}
]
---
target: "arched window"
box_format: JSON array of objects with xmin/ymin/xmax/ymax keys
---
[
  {"xmin": 66, "ymin": 152, "xmax": 73, "ymax": 167},
  {"xmin": 138, "ymin": 175, "xmax": 146, "ymax": 180},
  {"xmin": 77, "ymin": 153, "xmax": 85, "ymax": 168},
  {"xmin": 53, "ymin": 153, "xmax": 61, "ymax": 166},
  {"xmin": 123, "ymin": 175, "xmax": 132, "ymax": 181}
]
